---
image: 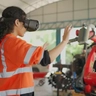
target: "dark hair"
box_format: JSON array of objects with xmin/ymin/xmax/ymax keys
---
[{"xmin": 0, "ymin": 6, "xmax": 26, "ymax": 41}]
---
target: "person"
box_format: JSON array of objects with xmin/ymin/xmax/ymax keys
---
[{"xmin": 0, "ymin": 6, "xmax": 72, "ymax": 96}]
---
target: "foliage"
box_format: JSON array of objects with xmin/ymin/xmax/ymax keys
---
[{"xmin": 66, "ymin": 44, "xmax": 84, "ymax": 63}]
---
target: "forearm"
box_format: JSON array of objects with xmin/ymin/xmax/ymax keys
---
[
  {"xmin": 49, "ymin": 40, "xmax": 68, "ymax": 62},
  {"xmin": 43, "ymin": 24, "xmax": 72, "ymax": 63}
]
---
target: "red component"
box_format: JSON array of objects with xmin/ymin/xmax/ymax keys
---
[
  {"xmin": 75, "ymin": 28, "xmax": 96, "ymax": 94},
  {"xmin": 33, "ymin": 72, "xmax": 47, "ymax": 79},
  {"xmin": 83, "ymin": 45, "xmax": 96, "ymax": 93},
  {"xmin": 85, "ymin": 85, "xmax": 91, "ymax": 93},
  {"xmin": 76, "ymin": 30, "xmax": 79, "ymax": 36},
  {"xmin": 89, "ymin": 31, "xmax": 96, "ymax": 42},
  {"xmin": 91, "ymin": 35, "xmax": 96, "ymax": 42}
]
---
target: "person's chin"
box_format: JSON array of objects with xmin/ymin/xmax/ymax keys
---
[
  {"xmin": 21, "ymin": 34, "xmax": 24, "ymax": 37},
  {"xmin": 19, "ymin": 34, "xmax": 24, "ymax": 37}
]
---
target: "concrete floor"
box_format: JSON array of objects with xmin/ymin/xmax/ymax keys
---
[
  {"xmin": 34, "ymin": 78, "xmax": 85, "ymax": 96},
  {"xmin": 34, "ymin": 78, "xmax": 53, "ymax": 96}
]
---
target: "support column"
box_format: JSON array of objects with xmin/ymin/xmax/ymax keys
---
[{"xmin": 56, "ymin": 28, "xmax": 61, "ymax": 62}]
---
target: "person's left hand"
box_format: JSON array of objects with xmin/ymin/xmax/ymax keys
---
[{"xmin": 42, "ymin": 42, "xmax": 49, "ymax": 50}]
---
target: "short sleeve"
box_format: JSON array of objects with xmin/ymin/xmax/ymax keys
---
[
  {"xmin": 5, "ymin": 37, "xmax": 44, "ymax": 66},
  {"xmin": 40, "ymin": 50, "xmax": 51, "ymax": 66}
]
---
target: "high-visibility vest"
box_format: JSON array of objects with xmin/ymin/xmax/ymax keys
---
[{"xmin": 0, "ymin": 34, "xmax": 44, "ymax": 96}]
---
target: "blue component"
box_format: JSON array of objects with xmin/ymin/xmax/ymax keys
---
[
  {"xmin": 72, "ymin": 72, "xmax": 82, "ymax": 93},
  {"xmin": 73, "ymin": 72, "xmax": 77, "ymax": 79}
]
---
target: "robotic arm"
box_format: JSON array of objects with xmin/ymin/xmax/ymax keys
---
[{"xmin": 68, "ymin": 24, "xmax": 96, "ymax": 95}]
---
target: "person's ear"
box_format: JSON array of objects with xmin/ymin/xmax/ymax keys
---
[{"xmin": 15, "ymin": 19, "xmax": 20, "ymax": 27}]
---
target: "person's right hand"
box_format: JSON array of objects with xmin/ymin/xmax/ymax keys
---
[{"xmin": 62, "ymin": 24, "xmax": 72, "ymax": 43}]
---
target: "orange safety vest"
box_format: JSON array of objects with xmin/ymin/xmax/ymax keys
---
[{"xmin": 0, "ymin": 34, "xmax": 44, "ymax": 96}]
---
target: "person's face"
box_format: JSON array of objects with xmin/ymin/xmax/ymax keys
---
[{"xmin": 14, "ymin": 19, "xmax": 26, "ymax": 37}]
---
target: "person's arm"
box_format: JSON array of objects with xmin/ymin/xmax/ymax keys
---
[{"xmin": 48, "ymin": 25, "xmax": 72, "ymax": 62}]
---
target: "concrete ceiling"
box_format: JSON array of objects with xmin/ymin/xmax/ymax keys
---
[{"xmin": 0, "ymin": 0, "xmax": 60, "ymax": 16}]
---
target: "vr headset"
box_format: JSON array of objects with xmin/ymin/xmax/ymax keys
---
[
  {"xmin": 0, "ymin": 17, "xmax": 39, "ymax": 32},
  {"xmin": 24, "ymin": 19, "xmax": 39, "ymax": 32}
]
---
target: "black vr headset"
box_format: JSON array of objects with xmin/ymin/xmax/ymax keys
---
[{"xmin": 24, "ymin": 19, "xmax": 39, "ymax": 32}]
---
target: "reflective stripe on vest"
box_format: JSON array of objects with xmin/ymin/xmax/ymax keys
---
[
  {"xmin": 1, "ymin": 37, "xmax": 10, "ymax": 74},
  {"xmin": 0, "ymin": 86, "xmax": 34, "ymax": 95},
  {"xmin": 0, "ymin": 67, "xmax": 32, "ymax": 78},
  {"xmin": 24, "ymin": 46, "xmax": 37, "ymax": 64},
  {"xmin": 24, "ymin": 46, "xmax": 43, "ymax": 64}
]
